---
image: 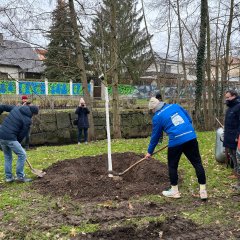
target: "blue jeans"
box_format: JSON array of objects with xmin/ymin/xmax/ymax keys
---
[
  {"xmin": 0, "ymin": 139, "xmax": 27, "ymax": 179},
  {"xmin": 78, "ymin": 128, "xmax": 88, "ymax": 142}
]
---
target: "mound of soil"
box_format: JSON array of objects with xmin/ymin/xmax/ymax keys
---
[{"xmin": 32, "ymin": 152, "xmax": 170, "ymax": 202}]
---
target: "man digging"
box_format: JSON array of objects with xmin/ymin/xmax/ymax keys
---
[{"xmin": 145, "ymin": 97, "xmax": 207, "ymax": 200}]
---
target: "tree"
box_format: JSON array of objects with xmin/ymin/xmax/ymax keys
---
[
  {"xmin": 109, "ymin": 0, "xmax": 121, "ymax": 138},
  {"xmin": 88, "ymin": 0, "xmax": 152, "ymax": 84},
  {"xmin": 68, "ymin": 0, "xmax": 95, "ymax": 139},
  {"xmin": 44, "ymin": 0, "xmax": 89, "ymax": 82},
  {"xmin": 195, "ymin": 0, "xmax": 208, "ymax": 128}
]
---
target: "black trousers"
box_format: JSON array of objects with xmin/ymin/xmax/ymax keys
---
[{"xmin": 167, "ymin": 138, "xmax": 206, "ymax": 186}]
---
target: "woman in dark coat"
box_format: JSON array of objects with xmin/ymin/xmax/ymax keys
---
[
  {"xmin": 223, "ymin": 90, "xmax": 240, "ymax": 177},
  {"xmin": 75, "ymin": 98, "xmax": 90, "ymax": 144}
]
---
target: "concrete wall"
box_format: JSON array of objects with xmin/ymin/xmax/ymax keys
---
[{"xmin": 0, "ymin": 110, "xmax": 152, "ymax": 145}]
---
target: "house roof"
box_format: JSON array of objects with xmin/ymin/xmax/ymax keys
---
[{"xmin": 0, "ymin": 40, "xmax": 45, "ymax": 73}]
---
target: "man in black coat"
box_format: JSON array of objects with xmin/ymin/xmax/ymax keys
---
[
  {"xmin": 75, "ymin": 98, "xmax": 90, "ymax": 144},
  {"xmin": 0, "ymin": 104, "xmax": 39, "ymax": 182},
  {"xmin": 223, "ymin": 90, "xmax": 240, "ymax": 179}
]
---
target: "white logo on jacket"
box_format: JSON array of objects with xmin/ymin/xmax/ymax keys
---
[{"xmin": 171, "ymin": 113, "xmax": 184, "ymax": 126}]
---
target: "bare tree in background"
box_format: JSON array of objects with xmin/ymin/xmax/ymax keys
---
[
  {"xmin": 195, "ymin": 0, "xmax": 208, "ymax": 128},
  {"xmin": 68, "ymin": 0, "xmax": 95, "ymax": 140},
  {"xmin": 109, "ymin": 0, "xmax": 121, "ymax": 138},
  {"xmin": 220, "ymin": 0, "xmax": 235, "ymax": 115},
  {"xmin": 141, "ymin": 0, "xmax": 163, "ymax": 96}
]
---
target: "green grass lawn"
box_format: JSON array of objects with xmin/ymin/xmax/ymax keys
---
[{"xmin": 0, "ymin": 131, "xmax": 239, "ymax": 239}]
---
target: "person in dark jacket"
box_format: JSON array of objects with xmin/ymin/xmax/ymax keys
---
[
  {"xmin": 145, "ymin": 97, "xmax": 207, "ymax": 200},
  {"xmin": 21, "ymin": 95, "xmax": 31, "ymax": 150},
  {"xmin": 75, "ymin": 98, "xmax": 90, "ymax": 144},
  {"xmin": 223, "ymin": 90, "xmax": 240, "ymax": 179},
  {"xmin": 0, "ymin": 104, "xmax": 39, "ymax": 183}
]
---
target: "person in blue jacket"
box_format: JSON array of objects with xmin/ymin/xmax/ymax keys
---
[
  {"xmin": 0, "ymin": 104, "xmax": 39, "ymax": 183},
  {"xmin": 75, "ymin": 98, "xmax": 90, "ymax": 144},
  {"xmin": 145, "ymin": 97, "xmax": 207, "ymax": 200}
]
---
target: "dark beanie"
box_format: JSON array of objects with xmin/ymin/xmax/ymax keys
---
[{"xmin": 29, "ymin": 106, "xmax": 39, "ymax": 115}]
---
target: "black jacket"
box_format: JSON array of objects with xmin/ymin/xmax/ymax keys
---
[
  {"xmin": 223, "ymin": 97, "xmax": 240, "ymax": 149},
  {"xmin": 0, "ymin": 105, "xmax": 38, "ymax": 142},
  {"xmin": 75, "ymin": 106, "xmax": 90, "ymax": 128}
]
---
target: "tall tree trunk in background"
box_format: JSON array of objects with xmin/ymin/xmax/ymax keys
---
[
  {"xmin": 205, "ymin": 4, "xmax": 213, "ymax": 129},
  {"xmin": 110, "ymin": 0, "xmax": 121, "ymax": 138},
  {"xmin": 141, "ymin": 0, "xmax": 163, "ymax": 97},
  {"xmin": 68, "ymin": 0, "xmax": 95, "ymax": 139},
  {"xmin": 195, "ymin": 0, "xmax": 208, "ymax": 129},
  {"xmin": 176, "ymin": 0, "xmax": 188, "ymax": 98},
  {"xmin": 162, "ymin": 0, "xmax": 172, "ymax": 100},
  {"xmin": 213, "ymin": 1, "xmax": 222, "ymax": 120},
  {"xmin": 220, "ymin": 0, "xmax": 234, "ymax": 116}
]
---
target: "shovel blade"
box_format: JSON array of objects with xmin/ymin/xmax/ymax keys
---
[{"xmin": 31, "ymin": 169, "xmax": 46, "ymax": 178}]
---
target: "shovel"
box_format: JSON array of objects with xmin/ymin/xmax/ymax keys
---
[
  {"xmin": 112, "ymin": 145, "xmax": 168, "ymax": 177},
  {"xmin": 26, "ymin": 159, "xmax": 46, "ymax": 178}
]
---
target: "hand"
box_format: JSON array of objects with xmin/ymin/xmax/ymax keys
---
[{"xmin": 145, "ymin": 153, "xmax": 151, "ymax": 159}]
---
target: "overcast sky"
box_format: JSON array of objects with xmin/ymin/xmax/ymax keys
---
[{"xmin": 0, "ymin": 0, "xmax": 171, "ymax": 54}]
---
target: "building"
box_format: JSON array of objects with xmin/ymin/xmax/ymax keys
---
[
  {"xmin": 140, "ymin": 52, "xmax": 197, "ymax": 86},
  {"xmin": 0, "ymin": 33, "xmax": 45, "ymax": 81}
]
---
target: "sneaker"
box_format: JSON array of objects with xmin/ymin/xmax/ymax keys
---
[
  {"xmin": 5, "ymin": 177, "xmax": 15, "ymax": 183},
  {"xmin": 199, "ymin": 190, "xmax": 208, "ymax": 200},
  {"xmin": 16, "ymin": 177, "xmax": 32, "ymax": 183},
  {"xmin": 85, "ymin": 141, "xmax": 88, "ymax": 144},
  {"xmin": 78, "ymin": 142, "xmax": 81, "ymax": 145},
  {"xmin": 162, "ymin": 188, "xmax": 181, "ymax": 198}
]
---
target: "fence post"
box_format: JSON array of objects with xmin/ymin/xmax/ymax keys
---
[
  {"xmin": 70, "ymin": 79, "xmax": 73, "ymax": 96},
  {"xmin": 45, "ymin": 78, "xmax": 48, "ymax": 95},
  {"xmin": 16, "ymin": 80, "xmax": 19, "ymax": 95},
  {"xmin": 90, "ymin": 79, "xmax": 94, "ymax": 97}
]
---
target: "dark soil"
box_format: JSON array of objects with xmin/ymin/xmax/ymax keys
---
[
  {"xmin": 32, "ymin": 152, "xmax": 170, "ymax": 202},
  {"xmin": 31, "ymin": 153, "xmax": 240, "ymax": 240},
  {"xmin": 73, "ymin": 216, "xmax": 231, "ymax": 240}
]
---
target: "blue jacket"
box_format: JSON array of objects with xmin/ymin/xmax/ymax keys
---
[
  {"xmin": 223, "ymin": 97, "xmax": 240, "ymax": 149},
  {"xmin": 75, "ymin": 106, "xmax": 90, "ymax": 128},
  {"xmin": 148, "ymin": 103, "xmax": 196, "ymax": 154},
  {"xmin": 0, "ymin": 105, "xmax": 37, "ymax": 142}
]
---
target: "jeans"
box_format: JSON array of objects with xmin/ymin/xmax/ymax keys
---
[
  {"xmin": 78, "ymin": 128, "xmax": 88, "ymax": 142},
  {"xmin": 0, "ymin": 139, "xmax": 27, "ymax": 179},
  {"xmin": 167, "ymin": 138, "xmax": 206, "ymax": 186}
]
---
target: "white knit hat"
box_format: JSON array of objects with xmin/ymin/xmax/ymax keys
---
[
  {"xmin": 148, "ymin": 97, "xmax": 160, "ymax": 110},
  {"xmin": 80, "ymin": 98, "xmax": 85, "ymax": 104}
]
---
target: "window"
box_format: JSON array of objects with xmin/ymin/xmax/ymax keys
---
[
  {"xmin": 188, "ymin": 68, "xmax": 196, "ymax": 76},
  {"xmin": 0, "ymin": 72, "xmax": 8, "ymax": 79},
  {"xmin": 160, "ymin": 64, "xmax": 171, "ymax": 73}
]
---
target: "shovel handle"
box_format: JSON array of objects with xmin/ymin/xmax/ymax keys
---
[
  {"xmin": 25, "ymin": 159, "xmax": 34, "ymax": 171},
  {"xmin": 118, "ymin": 145, "xmax": 168, "ymax": 176},
  {"xmin": 216, "ymin": 118, "xmax": 224, "ymax": 128}
]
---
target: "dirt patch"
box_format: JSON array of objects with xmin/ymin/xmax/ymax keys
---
[
  {"xmin": 73, "ymin": 216, "xmax": 231, "ymax": 240},
  {"xmin": 32, "ymin": 152, "xmax": 170, "ymax": 202}
]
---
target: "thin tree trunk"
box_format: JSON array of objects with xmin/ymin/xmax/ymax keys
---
[
  {"xmin": 110, "ymin": 0, "xmax": 121, "ymax": 138},
  {"xmin": 162, "ymin": 0, "xmax": 172, "ymax": 100},
  {"xmin": 195, "ymin": 0, "xmax": 208, "ymax": 128},
  {"xmin": 205, "ymin": 4, "xmax": 212, "ymax": 129},
  {"xmin": 176, "ymin": 0, "xmax": 187, "ymax": 90},
  {"xmin": 140, "ymin": 0, "xmax": 163, "ymax": 96},
  {"xmin": 68, "ymin": 0, "xmax": 95, "ymax": 140},
  {"xmin": 221, "ymin": 0, "xmax": 234, "ymax": 110}
]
